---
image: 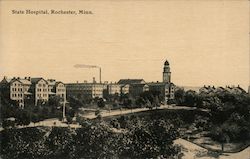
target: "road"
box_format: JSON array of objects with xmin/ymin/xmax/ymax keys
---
[{"xmin": 80, "ymin": 105, "xmax": 205, "ymax": 119}]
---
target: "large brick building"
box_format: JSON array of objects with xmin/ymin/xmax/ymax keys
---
[
  {"xmin": 66, "ymin": 82, "xmax": 104, "ymax": 99},
  {"xmin": 0, "ymin": 76, "xmax": 66, "ymax": 108}
]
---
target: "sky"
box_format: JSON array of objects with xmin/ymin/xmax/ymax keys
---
[{"xmin": 0, "ymin": 0, "xmax": 249, "ymax": 90}]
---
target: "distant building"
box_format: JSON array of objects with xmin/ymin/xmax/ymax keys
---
[
  {"xmin": 107, "ymin": 83, "xmax": 121, "ymax": 95},
  {"xmin": 66, "ymin": 82, "xmax": 104, "ymax": 99},
  {"xmin": 121, "ymin": 84, "xmax": 130, "ymax": 94},
  {"xmin": 116, "ymin": 60, "xmax": 175, "ymax": 103},
  {"xmin": 0, "ymin": 76, "xmax": 66, "ymax": 107},
  {"xmin": 130, "ymin": 83, "xmax": 149, "ymax": 97},
  {"xmin": 118, "ymin": 79, "xmax": 148, "ymax": 97},
  {"xmin": 67, "ymin": 59, "xmax": 175, "ymax": 103},
  {"xmin": 118, "ymin": 79, "xmax": 146, "ymax": 85},
  {"xmin": 199, "ymin": 85, "xmax": 246, "ymax": 95},
  {"xmin": 147, "ymin": 60, "xmax": 175, "ymax": 103},
  {"xmin": 147, "ymin": 82, "xmax": 175, "ymax": 103},
  {"xmin": 47, "ymin": 79, "xmax": 66, "ymax": 101}
]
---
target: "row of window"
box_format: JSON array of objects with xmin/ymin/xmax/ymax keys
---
[
  {"xmin": 13, "ymin": 83, "xmax": 21, "ymax": 86},
  {"xmin": 12, "ymin": 93, "xmax": 23, "ymax": 98},
  {"xmin": 37, "ymin": 94, "xmax": 47, "ymax": 98},
  {"xmin": 37, "ymin": 88, "xmax": 48, "ymax": 92},
  {"xmin": 38, "ymin": 84, "xmax": 47, "ymax": 87},
  {"xmin": 12, "ymin": 88, "xmax": 22, "ymax": 92},
  {"xmin": 57, "ymin": 89, "xmax": 65, "ymax": 92}
]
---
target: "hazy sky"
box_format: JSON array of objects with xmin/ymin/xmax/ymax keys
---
[{"xmin": 0, "ymin": 0, "xmax": 249, "ymax": 89}]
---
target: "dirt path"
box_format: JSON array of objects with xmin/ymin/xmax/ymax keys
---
[{"xmin": 174, "ymin": 138, "xmax": 250, "ymax": 159}]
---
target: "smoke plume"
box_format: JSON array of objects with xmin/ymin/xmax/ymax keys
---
[{"xmin": 74, "ymin": 64, "xmax": 100, "ymax": 68}]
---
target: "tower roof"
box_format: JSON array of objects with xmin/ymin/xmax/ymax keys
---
[{"xmin": 164, "ymin": 60, "xmax": 169, "ymax": 65}]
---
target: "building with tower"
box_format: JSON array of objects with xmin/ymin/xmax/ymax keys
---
[
  {"xmin": 65, "ymin": 59, "xmax": 175, "ymax": 104},
  {"xmin": 147, "ymin": 60, "xmax": 175, "ymax": 104}
]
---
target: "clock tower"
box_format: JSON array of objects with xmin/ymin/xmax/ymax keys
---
[{"xmin": 163, "ymin": 60, "xmax": 171, "ymax": 83}]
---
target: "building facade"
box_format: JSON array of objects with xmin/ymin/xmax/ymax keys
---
[
  {"xmin": 0, "ymin": 76, "xmax": 66, "ymax": 107},
  {"xmin": 66, "ymin": 82, "xmax": 104, "ymax": 99},
  {"xmin": 107, "ymin": 83, "xmax": 121, "ymax": 95}
]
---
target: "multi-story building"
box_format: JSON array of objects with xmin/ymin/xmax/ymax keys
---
[
  {"xmin": 107, "ymin": 83, "xmax": 121, "ymax": 95},
  {"xmin": 130, "ymin": 83, "xmax": 149, "ymax": 97},
  {"xmin": 147, "ymin": 60, "xmax": 175, "ymax": 103},
  {"xmin": 47, "ymin": 79, "xmax": 67, "ymax": 101},
  {"xmin": 116, "ymin": 60, "xmax": 175, "ymax": 103},
  {"xmin": 29, "ymin": 78, "xmax": 49, "ymax": 106},
  {"xmin": 118, "ymin": 79, "xmax": 146, "ymax": 96},
  {"xmin": 66, "ymin": 82, "xmax": 104, "ymax": 99},
  {"xmin": 0, "ymin": 77, "xmax": 31, "ymax": 108},
  {"xmin": 0, "ymin": 76, "xmax": 66, "ymax": 107},
  {"xmin": 121, "ymin": 84, "xmax": 130, "ymax": 94}
]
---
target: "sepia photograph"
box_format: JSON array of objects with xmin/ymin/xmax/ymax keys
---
[{"xmin": 0, "ymin": 0, "xmax": 249, "ymax": 158}]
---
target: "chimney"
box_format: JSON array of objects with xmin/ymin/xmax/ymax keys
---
[
  {"xmin": 93, "ymin": 77, "xmax": 96, "ymax": 83},
  {"xmin": 84, "ymin": 80, "xmax": 87, "ymax": 83}
]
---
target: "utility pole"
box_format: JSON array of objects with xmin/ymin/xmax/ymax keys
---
[{"xmin": 62, "ymin": 100, "xmax": 66, "ymax": 121}]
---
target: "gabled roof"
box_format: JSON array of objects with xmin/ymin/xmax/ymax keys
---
[
  {"xmin": 56, "ymin": 81, "xmax": 64, "ymax": 85},
  {"xmin": 47, "ymin": 79, "xmax": 56, "ymax": 85},
  {"xmin": 118, "ymin": 79, "xmax": 145, "ymax": 84},
  {"xmin": 9, "ymin": 78, "xmax": 22, "ymax": 84},
  {"xmin": 0, "ymin": 77, "xmax": 12, "ymax": 84},
  {"xmin": 31, "ymin": 78, "xmax": 48, "ymax": 84},
  {"xmin": 130, "ymin": 83, "xmax": 148, "ymax": 87},
  {"xmin": 19, "ymin": 79, "xmax": 31, "ymax": 85}
]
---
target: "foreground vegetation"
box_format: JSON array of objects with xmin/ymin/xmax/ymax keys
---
[
  {"xmin": 0, "ymin": 87, "xmax": 249, "ymax": 158},
  {"xmin": 0, "ymin": 117, "xmax": 181, "ymax": 159}
]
